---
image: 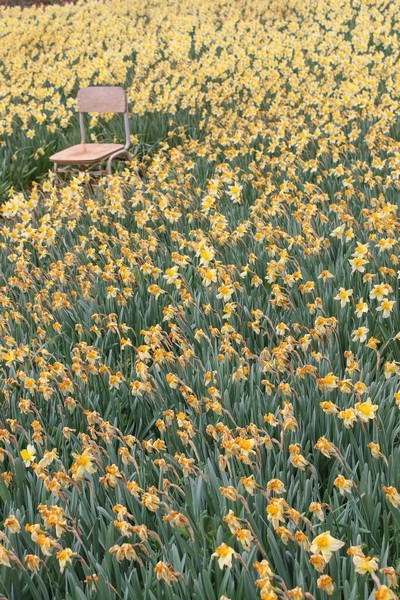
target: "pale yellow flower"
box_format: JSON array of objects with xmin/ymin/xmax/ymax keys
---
[
  {"xmin": 382, "ymin": 486, "xmax": 400, "ymax": 508},
  {"xmin": 310, "ymin": 531, "xmax": 345, "ymax": 562},
  {"xmin": 212, "ymin": 543, "xmax": 236, "ymax": 569},
  {"xmin": 0, "ymin": 545, "xmax": 11, "ymax": 567},
  {"xmin": 25, "ymin": 554, "xmax": 40, "ymax": 573},
  {"xmin": 20, "ymin": 444, "xmax": 36, "ymax": 466},
  {"xmin": 355, "ymin": 298, "xmax": 368, "ymax": 317},
  {"xmin": 317, "ymin": 575, "xmax": 335, "ymax": 595},
  {"xmin": 333, "ymin": 475, "xmax": 353, "ymax": 495},
  {"xmin": 353, "ymin": 554, "xmax": 379, "ymax": 575},
  {"xmin": 376, "ymin": 299, "xmax": 395, "ymax": 318},
  {"xmin": 4, "ymin": 515, "xmax": 21, "ymax": 534},
  {"xmin": 141, "ymin": 492, "xmax": 160, "ymax": 512},
  {"xmin": 334, "ymin": 287, "xmax": 353, "ymax": 307},
  {"xmin": 56, "ymin": 548, "xmax": 76, "ymax": 573},
  {"xmin": 234, "ymin": 528, "xmax": 253, "ymax": 551},
  {"xmin": 70, "ymin": 449, "xmax": 96, "ymax": 480},
  {"xmin": 266, "ymin": 479, "xmax": 286, "ymax": 495},
  {"xmin": 355, "ymin": 397, "xmax": 378, "ymax": 422},
  {"xmin": 374, "ymin": 586, "xmax": 397, "ymax": 600},
  {"xmin": 154, "ymin": 561, "xmax": 181, "ymax": 585},
  {"xmin": 351, "ymin": 326, "xmax": 369, "ymax": 343}
]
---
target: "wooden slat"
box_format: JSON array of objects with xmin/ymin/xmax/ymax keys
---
[
  {"xmin": 50, "ymin": 143, "xmax": 125, "ymax": 164},
  {"xmin": 77, "ymin": 87, "xmax": 127, "ymax": 113}
]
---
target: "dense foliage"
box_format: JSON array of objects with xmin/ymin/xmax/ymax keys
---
[{"xmin": 0, "ymin": 0, "xmax": 399, "ymax": 598}]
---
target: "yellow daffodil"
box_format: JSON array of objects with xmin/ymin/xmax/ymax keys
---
[
  {"xmin": 353, "ymin": 554, "xmax": 379, "ymax": 575},
  {"xmin": 382, "ymin": 486, "xmax": 400, "ymax": 508},
  {"xmin": 212, "ymin": 543, "xmax": 236, "ymax": 569},
  {"xmin": 317, "ymin": 575, "xmax": 335, "ymax": 595},
  {"xmin": 154, "ymin": 561, "xmax": 181, "ymax": 586},
  {"xmin": 70, "ymin": 449, "xmax": 96, "ymax": 480},
  {"xmin": 310, "ymin": 531, "xmax": 345, "ymax": 563},
  {"xmin": 355, "ymin": 397, "xmax": 378, "ymax": 422},
  {"xmin": 20, "ymin": 444, "xmax": 36, "ymax": 466},
  {"xmin": 56, "ymin": 548, "xmax": 76, "ymax": 573},
  {"xmin": 334, "ymin": 287, "xmax": 353, "ymax": 307},
  {"xmin": 333, "ymin": 475, "xmax": 353, "ymax": 495}
]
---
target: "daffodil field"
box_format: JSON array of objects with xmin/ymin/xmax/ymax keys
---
[{"xmin": 0, "ymin": 0, "xmax": 400, "ymax": 598}]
